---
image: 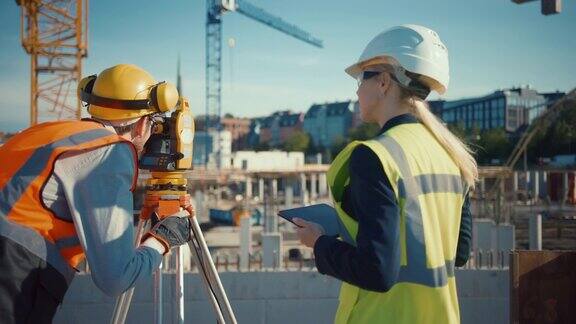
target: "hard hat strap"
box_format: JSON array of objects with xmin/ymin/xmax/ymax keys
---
[
  {"xmin": 391, "ymin": 70, "xmax": 431, "ymax": 100},
  {"xmin": 80, "ymin": 89, "xmax": 152, "ymax": 110}
]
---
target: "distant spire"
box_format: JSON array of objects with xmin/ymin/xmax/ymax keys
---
[{"xmin": 177, "ymin": 53, "xmax": 182, "ymax": 96}]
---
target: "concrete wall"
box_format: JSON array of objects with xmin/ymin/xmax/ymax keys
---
[{"xmin": 54, "ymin": 269, "xmax": 508, "ymax": 324}]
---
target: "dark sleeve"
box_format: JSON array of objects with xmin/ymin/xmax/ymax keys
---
[
  {"xmin": 455, "ymin": 194, "xmax": 472, "ymax": 267},
  {"xmin": 313, "ymin": 145, "xmax": 401, "ymax": 292}
]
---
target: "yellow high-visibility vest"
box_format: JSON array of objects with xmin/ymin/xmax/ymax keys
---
[{"xmin": 327, "ymin": 122, "xmax": 467, "ymax": 324}]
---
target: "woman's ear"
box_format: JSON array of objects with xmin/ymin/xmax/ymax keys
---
[{"xmin": 379, "ymin": 72, "xmax": 391, "ymax": 96}]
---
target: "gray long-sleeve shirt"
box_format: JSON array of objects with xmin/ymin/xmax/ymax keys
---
[{"xmin": 42, "ymin": 142, "xmax": 162, "ymax": 296}]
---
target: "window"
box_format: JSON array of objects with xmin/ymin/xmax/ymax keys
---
[
  {"xmin": 482, "ymin": 103, "xmax": 487, "ymax": 129},
  {"xmin": 473, "ymin": 103, "xmax": 479, "ymax": 122}
]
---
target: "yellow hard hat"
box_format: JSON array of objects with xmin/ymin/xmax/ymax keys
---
[{"xmin": 78, "ymin": 64, "xmax": 179, "ymax": 120}]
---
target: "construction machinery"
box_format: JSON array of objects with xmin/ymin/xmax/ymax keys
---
[
  {"xmin": 205, "ymin": 0, "xmax": 323, "ymax": 167},
  {"xmin": 486, "ymin": 88, "xmax": 576, "ymax": 222}
]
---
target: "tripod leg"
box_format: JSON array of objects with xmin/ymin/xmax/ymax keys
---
[
  {"xmin": 188, "ymin": 237, "xmax": 226, "ymax": 324},
  {"xmin": 188, "ymin": 215, "xmax": 238, "ymax": 324},
  {"xmin": 174, "ymin": 246, "xmax": 185, "ymax": 324},
  {"xmin": 110, "ymin": 219, "xmax": 149, "ymax": 324}
]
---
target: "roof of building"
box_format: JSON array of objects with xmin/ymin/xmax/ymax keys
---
[
  {"xmin": 279, "ymin": 113, "xmax": 303, "ymax": 127},
  {"xmin": 259, "ymin": 116, "xmax": 276, "ymax": 129},
  {"xmin": 305, "ymin": 101, "xmax": 352, "ymax": 119},
  {"xmin": 258, "ymin": 111, "xmax": 304, "ymax": 129},
  {"xmin": 540, "ymin": 91, "xmax": 566, "ymax": 104}
]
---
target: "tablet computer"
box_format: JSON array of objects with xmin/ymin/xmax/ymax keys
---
[{"xmin": 277, "ymin": 203, "xmax": 341, "ymax": 237}]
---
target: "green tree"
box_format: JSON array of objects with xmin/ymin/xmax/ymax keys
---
[
  {"xmin": 476, "ymin": 128, "xmax": 511, "ymax": 164},
  {"xmin": 549, "ymin": 106, "xmax": 576, "ymax": 155},
  {"xmin": 284, "ymin": 131, "xmax": 310, "ymax": 152},
  {"xmin": 447, "ymin": 123, "xmax": 466, "ymax": 141},
  {"xmin": 306, "ymin": 137, "xmax": 320, "ymax": 155},
  {"xmin": 527, "ymin": 101, "xmax": 576, "ymax": 163}
]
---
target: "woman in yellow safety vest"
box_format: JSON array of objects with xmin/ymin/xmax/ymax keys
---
[{"xmin": 294, "ymin": 24, "xmax": 477, "ymax": 324}]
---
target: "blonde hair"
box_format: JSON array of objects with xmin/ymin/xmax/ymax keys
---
[
  {"xmin": 360, "ymin": 61, "xmax": 478, "ymax": 189},
  {"xmin": 401, "ymin": 90, "xmax": 478, "ymax": 190}
]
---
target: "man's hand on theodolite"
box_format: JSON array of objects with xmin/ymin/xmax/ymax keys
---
[{"xmin": 142, "ymin": 212, "xmax": 194, "ymax": 255}]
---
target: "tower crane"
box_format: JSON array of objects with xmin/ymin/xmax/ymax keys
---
[
  {"xmin": 16, "ymin": 0, "xmax": 88, "ymax": 126},
  {"xmin": 205, "ymin": 0, "xmax": 323, "ymax": 166}
]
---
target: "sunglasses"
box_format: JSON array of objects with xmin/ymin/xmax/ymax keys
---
[{"xmin": 356, "ymin": 71, "xmax": 382, "ymax": 87}]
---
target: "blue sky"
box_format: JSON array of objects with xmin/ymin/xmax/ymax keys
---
[{"xmin": 0, "ymin": 0, "xmax": 574, "ymax": 132}]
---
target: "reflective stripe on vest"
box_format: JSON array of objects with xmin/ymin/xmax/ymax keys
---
[
  {"xmin": 373, "ymin": 135, "xmax": 462, "ymax": 287},
  {"xmin": 0, "ymin": 125, "xmax": 134, "ymax": 280},
  {"xmin": 328, "ymin": 134, "xmax": 466, "ymax": 288},
  {"xmin": 0, "ymin": 128, "xmax": 111, "ymax": 215}
]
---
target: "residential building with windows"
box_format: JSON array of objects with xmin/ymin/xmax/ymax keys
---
[
  {"xmin": 303, "ymin": 101, "xmax": 354, "ymax": 148},
  {"xmin": 259, "ymin": 111, "xmax": 304, "ymax": 147}
]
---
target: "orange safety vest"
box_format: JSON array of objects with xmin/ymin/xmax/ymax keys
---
[{"xmin": 0, "ymin": 120, "xmax": 137, "ymax": 275}]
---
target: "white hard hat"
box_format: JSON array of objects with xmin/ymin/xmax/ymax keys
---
[{"xmin": 345, "ymin": 24, "xmax": 449, "ymax": 95}]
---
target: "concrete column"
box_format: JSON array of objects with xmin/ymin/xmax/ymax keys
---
[
  {"xmin": 529, "ymin": 214, "xmax": 542, "ymax": 250},
  {"xmin": 541, "ymin": 171, "xmax": 548, "ymax": 199},
  {"xmin": 194, "ymin": 190, "xmax": 205, "ymax": 222},
  {"xmin": 285, "ymin": 179, "xmax": 294, "ymax": 209},
  {"xmin": 263, "ymin": 197, "xmax": 277, "ymax": 233},
  {"xmin": 532, "ymin": 171, "xmax": 539, "ymax": 200},
  {"xmin": 262, "ymin": 233, "xmax": 282, "ymax": 269},
  {"xmin": 310, "ymin": 173, "xmax": 318, "ymax": 203},
  {"xmin": 513, "ymin": 171, "xmax": 519, "ymax": 192},
  {"xmin": 479, "ymin": 178, "xmax": 486, "ymax": 217},
  {"xmin": 258, "ymin": 178, "xmax": 265, "ymax": 201},
  {"xmin": 318, "ymin": 173, "xmax": 328, "ymax": 198},
  {"xmin": 473, "ymin": 219, "xmax": 496, "ymax": 252},
  {"xmin": 271, "ymin": 178, "xmax": 278, "ymax": 201},
  {"xmin": 525, "ymin": 171, "xmax": 531, "ymax": 192},
  {"xmin": 300, "ymin": 173, "xmax": 309, "ymax": 205},
  {"xmin": 496, "ymin": 224, "xmax": 515, "ymax": 267},
  {"xmin": 245, "ymin": 177, "xmax": 253, "ymax": 200},
  {"xmin": 239, "ymin": 216, "xmax": 252, "ymax": 271}
]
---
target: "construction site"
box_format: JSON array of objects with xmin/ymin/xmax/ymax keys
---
[{"xmin": 0, "ymin": 0, "xmax": 575, "ymax": 324}]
